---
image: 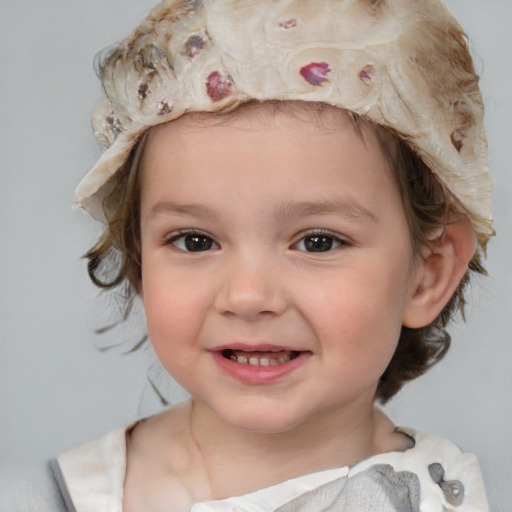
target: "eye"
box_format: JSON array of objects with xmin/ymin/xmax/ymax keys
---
[
  {"xmin": 294, "ymin": 231, "xmax": 346, "ymax": 253},
  {"xmin": 166, "ymin": 230, "xmax": 219, "ymax": 252}
]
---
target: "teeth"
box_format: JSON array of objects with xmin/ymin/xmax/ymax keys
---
[{"xmin": 228, "ymin": 353, "xmax": 294, "ymax": 366}]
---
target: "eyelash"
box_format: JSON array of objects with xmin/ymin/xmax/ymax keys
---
[
  {"xmin": 292, "ymin": 229, "xmax": 349, "ymax": 253},
  {"xmin": 164, "ymin": 229, "xmax": 219, "ymax": 252},
  {"xmin": 164, "ymin": 228, "xmax": 349, "ymax": 254}
]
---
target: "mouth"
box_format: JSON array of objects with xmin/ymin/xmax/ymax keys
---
[
  {"xmin": 221, "ymin": 349, "xmax": 300, "ymax": 367},
  {"xmin": 212, "ymin": 344, "xmax": 309, "ymax": 383}
]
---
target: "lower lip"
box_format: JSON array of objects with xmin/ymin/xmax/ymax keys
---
[{"xmin": 211, "ymin": 351, "xmax": 309, "ymax": 384}]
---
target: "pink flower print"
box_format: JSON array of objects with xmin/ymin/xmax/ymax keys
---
[
  {"xmin": 185, "ymin": 35, "xmax": 205, "ymax": 58},
  {"xmin": 206, "ymin": 71, "xmax": 233, "ymax": 102},
  {"xmin": 157, "ymin": 101, "xmax": 172, "ymax": 116},
  {"xmin": 138, "ymin": 83, "xmax": 149, "ymax": 100},
  {"xmin": 300, "ymin": 62, "xmax": 331, "ymax": 86},
  {"xmin": 450, "ymin": 129, "xmax": 466, "ymax": 152},
  {"xmin": 358, "ymin": 65, "xmax": 376, "ymax": 83},
  {"xmin": 279, "ymin": 18, "xmax": 298, "ymax": 29}
]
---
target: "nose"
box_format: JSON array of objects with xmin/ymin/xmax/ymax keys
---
[{"xmin": 214, "ymin": 253, "xmax": 288, "ymax": 320}]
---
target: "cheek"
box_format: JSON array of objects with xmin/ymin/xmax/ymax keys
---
[
  {"xmin": 141, "ymin": 267, "xmax": 203, "ymax": 364},
  {"xmin": 301, "ymin": 258, "xmax": 411, "ymax": 355}
]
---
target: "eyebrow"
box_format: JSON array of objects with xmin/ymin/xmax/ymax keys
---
[
  {"xmin": 275, "ymin": 199, "xmax": 379, "ymax": 224},
  {"xmin": 146, "ymin": 199, "xmax": 378, "ymax": 224},
  {"xmin": 146, "ymin": 201, "xmax": 218, "ymax": 221}
]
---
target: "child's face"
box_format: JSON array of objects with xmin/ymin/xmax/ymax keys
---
[{"xmin": 139, "ymin": 103, "xmax": 421, "ymax": 433}]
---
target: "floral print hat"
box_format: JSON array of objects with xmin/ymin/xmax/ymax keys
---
[{"xmin": 75, "ymin": 0, "xmax": 493, "ymax": 244}]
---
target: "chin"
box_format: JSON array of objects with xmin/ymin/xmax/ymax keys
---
[{"xmin": 214, "ymin": 402, "xmax": 306, "ymax": 434}]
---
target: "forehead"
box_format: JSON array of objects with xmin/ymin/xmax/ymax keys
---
[
  {"xmin": 144, "ymin": 101, "xmax": 396, "ymax": 168},
  {"xmin": 139, "ymin": 102, "xmax": 404, "ymax": 229}
]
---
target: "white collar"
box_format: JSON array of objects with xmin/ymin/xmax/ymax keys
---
[{"xmin": 57, "ymin": 425, "xmax": 488, "ymax": 512}]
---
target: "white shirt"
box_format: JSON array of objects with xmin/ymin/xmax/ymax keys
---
[{"xmin": 56, "ymin": 426, "xmax": 489, "ymax": 512}]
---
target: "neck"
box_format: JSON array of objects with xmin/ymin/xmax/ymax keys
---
[{"xmin": 187, "ymin": 397, "xmax": 396, "ymax": 499}]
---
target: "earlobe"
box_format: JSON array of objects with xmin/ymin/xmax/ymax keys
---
[{"xmin": 402, "ymin": 215, "xmax": 477, "ymax": 328}]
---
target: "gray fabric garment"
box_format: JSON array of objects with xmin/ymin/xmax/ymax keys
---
[
  {"xmin": 0, "ymin": 460, "xmax": 73, "ymax": 512},
  {"xmin": 274, "ymin": 464, "xmax": 421, "ymax": 512}
]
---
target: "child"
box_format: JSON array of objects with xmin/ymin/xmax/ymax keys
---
[{"xmin": 51, "ymin": 0, "xmax": 495, "ymax": 510}]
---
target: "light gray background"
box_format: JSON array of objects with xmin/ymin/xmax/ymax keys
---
[{"xmin": 1, "ymin": 1, "xmax": 510, "ymax": 510}]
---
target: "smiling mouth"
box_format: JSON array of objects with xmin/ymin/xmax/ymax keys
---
[{"xmin": 221, "ymin": 349, "xmax": 300, "ymax": 367}]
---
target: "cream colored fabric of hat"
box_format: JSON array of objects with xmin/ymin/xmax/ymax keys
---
[{"xmin": 75, "ymin": 0, "xmax": 493, "ymax": 243}]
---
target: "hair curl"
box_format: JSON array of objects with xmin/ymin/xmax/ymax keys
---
[{"xmin": 85, "ymin": 103, "xmax": 487, "ymax": 403}]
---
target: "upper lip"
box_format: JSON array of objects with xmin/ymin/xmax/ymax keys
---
[{"xmin": 209, "ymin": 342, "xmax": 302, "ymax": 352}]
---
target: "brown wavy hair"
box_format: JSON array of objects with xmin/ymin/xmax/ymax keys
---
[{"xmin": 85, "ymin": 102, "xmax": 487, "ymax": 403}]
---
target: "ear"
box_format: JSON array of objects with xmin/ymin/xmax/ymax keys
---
[{"xmin": 402, "ymin": 215, "xmax": 477, "ymax": 328}]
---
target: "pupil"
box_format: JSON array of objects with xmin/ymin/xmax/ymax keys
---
[
  {"xmin": 185, "ymin": 234, "xmax": 212, "ymax": 251},
  {"xmin": 305, "ymin": 236, "xmax": 333, "ymax": 252}
]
